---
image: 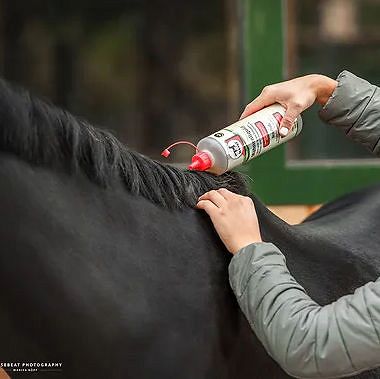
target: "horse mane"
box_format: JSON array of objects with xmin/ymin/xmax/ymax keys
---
[{"xmin": 0, "ymin": 79, "xmax": 248, "ymax": 209}]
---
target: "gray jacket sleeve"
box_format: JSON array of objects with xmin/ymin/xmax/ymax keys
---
[
  {"xmin": 319, "ymin": 70, "xmax": 380, "ymax": 156},
  {"xmin": 229, "ymin": 71, "xmax": 380, "ymax": 378},
  {"xmin": 229, "ymin": 243, "xmax": 380, "ymax": 378}
]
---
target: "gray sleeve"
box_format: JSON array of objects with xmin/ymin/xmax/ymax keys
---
[
  {"xmin": 229, "ymin": 242, "xmax": 380, "ymax": 378},
  {"xmin": 319, "ymin": 70, "xmax": 380, "ymax": 156}
]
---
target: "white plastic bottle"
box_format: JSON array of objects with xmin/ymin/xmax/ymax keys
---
[{"xmin": 187, "ymin": 103, "xmax": 302, "ymax": 175}]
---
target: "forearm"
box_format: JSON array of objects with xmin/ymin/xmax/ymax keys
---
[{"xmin": 229, "ymin": 243, "xmax": 380, "ymax": 378}]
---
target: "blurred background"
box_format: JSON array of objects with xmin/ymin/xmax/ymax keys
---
[
  {"xmin": 1, "ymin": 0, "xmax": 380, "ymax": 222},
  {"xmin": 287, "ymin": 0, "xmax": 379, "ymax": 161},
  {"xmin": 0, "ymin": 0, "xmax": 241, "ymax": 160}
]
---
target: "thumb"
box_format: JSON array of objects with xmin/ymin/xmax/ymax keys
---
[{"xmin": 279, "ymin": 107, "xmax": 299, "ymax": 137}]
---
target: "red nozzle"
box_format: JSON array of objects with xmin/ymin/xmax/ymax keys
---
[
  {"xmin": 161, "ymin": 140, "xmax": 212, "ymax": 172},
  {"xmin": 188, "ymin": 151, "xmax": 212, "ymax": 171}
]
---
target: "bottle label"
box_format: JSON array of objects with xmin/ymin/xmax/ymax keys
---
[
  {"xmin": 208, "ymin": 104, "xmax": 301, "ymax": 170},
  {"xmin": 225, "ymin": 135, "xmax": 246, "ymax": 159}
]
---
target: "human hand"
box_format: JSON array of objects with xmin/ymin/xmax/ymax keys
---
[
  {"xmin": 240, "ymin": 74, "xmax": 337, "ymax": 136},
  {"xmin": 196, "ymin": 188, "xmax": 262, "ymax": 255}
]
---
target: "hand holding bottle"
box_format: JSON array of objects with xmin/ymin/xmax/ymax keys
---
[{"xmin": 240, "ymin": 74, "xmax": 338, "ymax": 136}]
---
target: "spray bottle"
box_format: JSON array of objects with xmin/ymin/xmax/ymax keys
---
[{"xmin": 161, "ymin": 103, "xmax": 302, "ymax": 175}]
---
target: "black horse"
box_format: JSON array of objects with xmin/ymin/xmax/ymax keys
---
[{"xmin": 0, "ymin": 80, "xmax": 379, "ymax": 378}]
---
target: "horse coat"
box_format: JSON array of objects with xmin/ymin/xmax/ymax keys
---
[{"xmin": 0, "ymin": 79, "xmax": 379, "ymax": 378}]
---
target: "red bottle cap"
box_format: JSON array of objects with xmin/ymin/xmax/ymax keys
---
[
  {"xmin": 188, "ymin": 151, "xmax": 212, "ymax": 171},
  {"xmin": 160, "ymin": 140, "xmax": 212, "ymax": 172},
  {"xmin": 161, "ymin": 149, "xmax": 171, "ymax": 158},
  {"xmin": 161, "ymin": 141, "xmax": 198, "ymax": 158}
]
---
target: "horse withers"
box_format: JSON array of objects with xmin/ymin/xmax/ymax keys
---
[{"xmin": 0, "ymin": 79, "xmax": 379, "ymax": 378}]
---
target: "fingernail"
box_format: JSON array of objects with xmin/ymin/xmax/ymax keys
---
[{"xmin": 279, "ymin": 127, "xmax": 289, "ymax": 137}]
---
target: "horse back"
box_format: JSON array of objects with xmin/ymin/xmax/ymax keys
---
[{"xmin": 0, "ymin": 153, "xmax": 287, "ymax": 378}]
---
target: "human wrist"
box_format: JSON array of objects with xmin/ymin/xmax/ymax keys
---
[
  {"xmin": 311, "ymin": 74, "xmax": 338, "ymax": 106},
  {"xmin": 231, "ymin": 235, "xmax": 262, "ymax": 255}
]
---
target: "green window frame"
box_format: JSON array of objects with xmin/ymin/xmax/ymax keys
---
[{"xmin": 242, "ymin": 0, "xmax": 380, "ymax": 205}]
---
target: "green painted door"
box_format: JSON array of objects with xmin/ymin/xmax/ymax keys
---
[{"xmin": 242, "ymin": 0, "xmax": 380, "ymax": 204}]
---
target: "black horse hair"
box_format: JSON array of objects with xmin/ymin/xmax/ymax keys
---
[{"xmin": 0, "ymin": 79, "xmax": 249, "ymax": 209}]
